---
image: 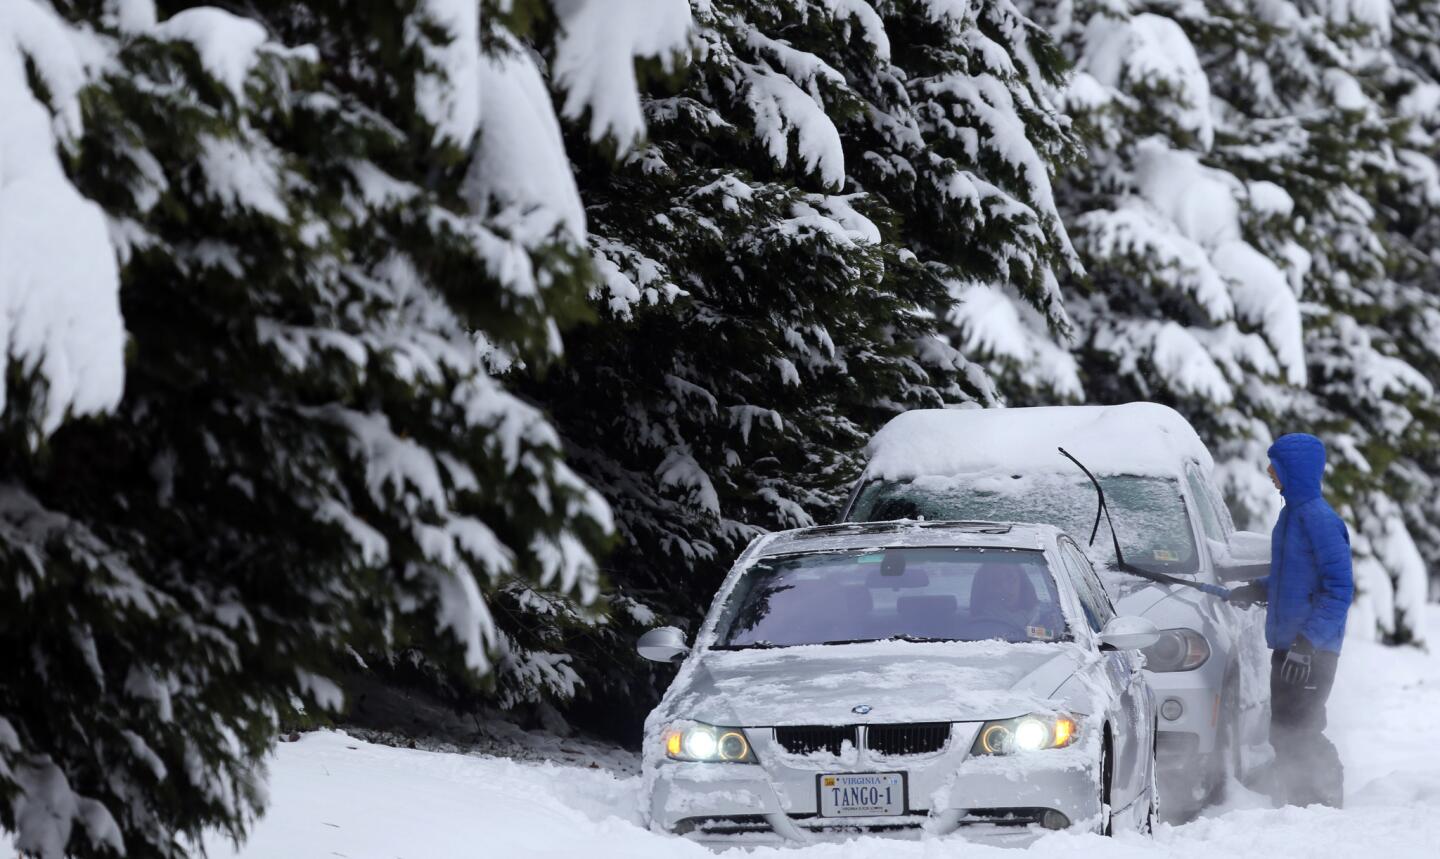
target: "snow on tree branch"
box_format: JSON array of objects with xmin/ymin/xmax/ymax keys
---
[
  {"xmin": 551, "ymin": 0, "xmax": 693, "ymax": 152},
  {"xmin": 0, "ymin": 2, "xmax": 124, "ymax": 439}
]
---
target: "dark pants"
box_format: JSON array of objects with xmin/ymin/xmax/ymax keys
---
[{"xmin": 1269, "ymin": 648, "xmax": 1343, "ymax": 807}]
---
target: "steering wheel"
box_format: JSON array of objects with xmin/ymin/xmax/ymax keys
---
[{"xmin": 962, "ymin": 617, "xmax": 1028, "ymax": 641}]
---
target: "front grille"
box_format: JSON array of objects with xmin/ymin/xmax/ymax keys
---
[
  {"xmin": 866, "ymin": 722, "xmax": 951, "ymax": 756},
  {"xmin": 774, "ymin": 725, "xmax": 857, "ymax": 755},
  {"xmin": 957, "ymin": 807, "xmax": 1046, "ymax": 827},
  {"xmin": 774, "ymin": 723, "xmax": 951, "ymax": 756},
  {"xmin": 674, "ymin": 814, "xmax": 932, "ymax": 840},
  {"xmin": 794, "ymin": 815, "xmax": 929, "ymax": 836},
  {"xmin": 674, "ymin": 815, "xmax": 772, "ymax": 837}
]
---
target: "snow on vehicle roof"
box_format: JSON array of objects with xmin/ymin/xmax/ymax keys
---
[
  {"xmin": 754, "ymin": 520, "xmax": 1062, "ymax": 556},
  {"xmin": 863, "ymin": 402, "xmax": 1212, "ymax": 481}
]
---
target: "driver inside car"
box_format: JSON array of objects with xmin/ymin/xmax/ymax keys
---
[{"xmin": 969, "ymin": 563, "xmax": 1045, "ymax": 637}]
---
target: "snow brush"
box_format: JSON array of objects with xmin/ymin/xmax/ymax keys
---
[{"xmin": 1057, "ymin": 447, "xmax": 1232, "ymax": 601}]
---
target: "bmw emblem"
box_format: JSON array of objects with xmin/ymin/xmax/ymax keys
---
[{"xmin": 852, "ymin": 704, "xmax": 872, "ymax": 715}]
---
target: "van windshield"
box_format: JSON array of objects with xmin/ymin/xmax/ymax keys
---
[
  {"xmin": 713, "ymin": 547, "xmax": 1068, "ymax": 648},
  {"xmin": 849, "ymin": 473, "xmax": 1198, "ymax": 576}
]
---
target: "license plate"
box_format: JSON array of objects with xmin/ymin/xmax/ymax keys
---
[{"xmin": 817, "ymin": 772, "xmax": 905, "ymax": 817}]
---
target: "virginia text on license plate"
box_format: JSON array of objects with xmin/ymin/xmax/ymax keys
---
[{"xmin": 817, "ymin": 772, "xmax": 905, "ymax": 817}]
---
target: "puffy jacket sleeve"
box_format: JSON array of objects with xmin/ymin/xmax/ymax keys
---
[{"xmin": 1298, "ymin": 507, "xmax": 1354, "ymax": 648}]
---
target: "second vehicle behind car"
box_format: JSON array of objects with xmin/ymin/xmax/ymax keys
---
[{"xmin": 842, "ymin": 403, "xmax": 1271, "ymax": 814}]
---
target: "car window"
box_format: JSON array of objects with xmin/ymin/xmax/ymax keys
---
[
  {"xmin": 850, "ymin": 473, "xmax": 1200, "ymax": 575},
  {"xmin": 1184, "ymin": 464, "xmax": 1226, "ymax": 544},
  {"xmin": 1058, "ymin": 540, "xmax": 1115, "ymax": 633},
  {"xmin": 711, "ymin": 547, "xmax": 1070, "ymax": 648},
  {"xmin": 1197, "ymin": 465, "xmax": 1236, "ymax": 536}
]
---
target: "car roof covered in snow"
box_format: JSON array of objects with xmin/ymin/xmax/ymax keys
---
[
  {"xmin": 751, "ymin": 520, "xmax": 1064, "ymax": 557},
  {"xmin": 863, "ymin": 402, "xmax": 1211, "ymax": 481}
]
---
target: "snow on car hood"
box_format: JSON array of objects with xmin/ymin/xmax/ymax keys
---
[{"xmin": 665, "ymin": 640, "xmax": 1086, "ymax": 727}]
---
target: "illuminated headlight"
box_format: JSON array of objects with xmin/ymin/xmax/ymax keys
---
[
  {"xmin": 663, "ymin": 722, "xmax": 757, "ymax": 763},
  {"xmin": 970, "ymin": 714, "xmax": 1080, "ymax": 756},
  {"xmin": 1140, "ymin": 629, "xmax": 1210, "ymax": 672}
]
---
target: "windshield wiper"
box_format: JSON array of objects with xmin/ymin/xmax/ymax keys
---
[
  {"xmin": 711, "ymin": 641, "xmax": 783, "ymax": 651},
  {"xmin": 1058, "ymin": 447, "xmax": 1231, "ymax": 600}
]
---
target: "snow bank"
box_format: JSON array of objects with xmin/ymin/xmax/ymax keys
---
[
  {"xmin": 202, "ymin": 731, "xmax": 679, "ymax": 859},
  {"xmin": 864, "ymin": 403, "xmax": 1213, "ymax": 481},
  {"xmin": 0, "ymin": 1, "xmax": 125, "ymax": 438}
]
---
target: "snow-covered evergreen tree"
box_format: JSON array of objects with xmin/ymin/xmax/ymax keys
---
[
  {"xmin": 882, "ymin": 0, "xmax": 1086, "ymax": 402},
  {"xmin": 0, "ymin": 1, "xmax": 677, "ymax": 854},
  {"xmin": 534, "ymin": 0, "xmax": 933, "ymax": 723},
  {"xmin": 1021, "ymin": 0, "xmax": 1435, "ymax": 644},
  {"xmin": 1023, "ymin": 0, "xmax": 1309, "ymax": 502},
  {"xmin": 1192, "ymin": 0, "xmax": 1436, "ymax": 645},
  {"xmin": 1382, "ymin": 0, "xmax": 1440, "ymax": 608},
  {"xmin": 528, "ymin": 0, "xmax": 1082, "ymax": 724}
]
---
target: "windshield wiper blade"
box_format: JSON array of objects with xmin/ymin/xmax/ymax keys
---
[
  {"xmin": 711, "ymin": 642, "xmax": 782, "ymax": 651},
  {"xmin": 1058, "ymin": 446, "xmax": 1232, "ymax": 601}
]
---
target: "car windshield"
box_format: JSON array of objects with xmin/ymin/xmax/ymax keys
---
[
  {"xmin": 849, "ymin": 473, "xmax": 1198, "ymax": 575},
  {"xmin": 712, "ymin": 547, "xmax": 1069, "ymax": 649}
]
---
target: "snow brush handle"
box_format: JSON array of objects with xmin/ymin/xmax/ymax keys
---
[{"xmin": 1198, "ymin": 582, "xmax": 1232, "ymax": 599}]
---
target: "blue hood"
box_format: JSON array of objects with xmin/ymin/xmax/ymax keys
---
[{"xmin": 1269, "ymin": 433, "xmax": 1326, "ymax": 505}]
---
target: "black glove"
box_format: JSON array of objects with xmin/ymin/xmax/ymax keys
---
[
  {"xmin": 1280, "ymin": 635, "xmax": 1315, "ymax": 686},
  {"xmin": 1227, "ymin": 580, "xmax": 1268, "ymax": 608}
]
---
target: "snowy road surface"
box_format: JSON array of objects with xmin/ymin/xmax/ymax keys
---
[{"xmin": 203, "ymin": 609, "xmax": 1440, "ymax": 859}]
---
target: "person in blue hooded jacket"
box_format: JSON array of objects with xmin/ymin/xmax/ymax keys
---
[{"xmin": 1228, "ymin": 433, "xmax": 1354, "ymax": 808}]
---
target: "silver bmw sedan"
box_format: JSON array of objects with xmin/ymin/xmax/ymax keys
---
[{"xmin": 637, "ymin": 520, "xmax": 1161, "ymax": 846}]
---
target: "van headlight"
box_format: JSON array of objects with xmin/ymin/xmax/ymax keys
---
[
  {"xmin": 1140, "ymin": 629, "xmax": 1210, "ymax": 672},
  {"xmin": 970, "ymin": 714, "xmax": 1080, "ymax": 755},
  {"xmin": 662, "ymin": 722, "xmax": 757, "ymax": 763}
]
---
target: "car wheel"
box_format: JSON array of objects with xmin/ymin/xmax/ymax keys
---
[
  {"xmin": 1097, "ymin": 733, "xmax": 1114, "ymax": 836},
  {"xmin": 1144, "ymin": 723, "xmax": 1160, "ymax": 835}
]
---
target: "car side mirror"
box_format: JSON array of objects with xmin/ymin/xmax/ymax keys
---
[
  {"xmin": 1216, "ymin": 530, "xmax": 1270, "ymax": 581},
  {"xmin": 637, "ymin": 626, "xmax": 689, "ymax": 663},
  {"xmin": 1098, "ymin": 616, "xmax": 1160, "ymax": 651}
]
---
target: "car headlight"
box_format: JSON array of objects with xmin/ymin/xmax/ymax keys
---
[
  {"xmin": 662, "ymin": 722, "xmax": 757, "ymax": 763},
  {"xmin": 970, "ymin": 714, "xmax": 1080, "ymax": 756},
  {"xmin": 1140, "ymin": 628, "xmax": 1210, "ymax": 672}
]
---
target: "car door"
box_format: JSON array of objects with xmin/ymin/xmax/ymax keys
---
[
  {"xmin": 1059, "ymin": 538, "xmax": 1149, "ymax": 807},
  {"xmin": 1186, "ymin": 461, "xmax": 1270, "ymax": 750},
  {"xmin": 1182, "ymin": 460, "xmax": 1240, "ymax": 639}
]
